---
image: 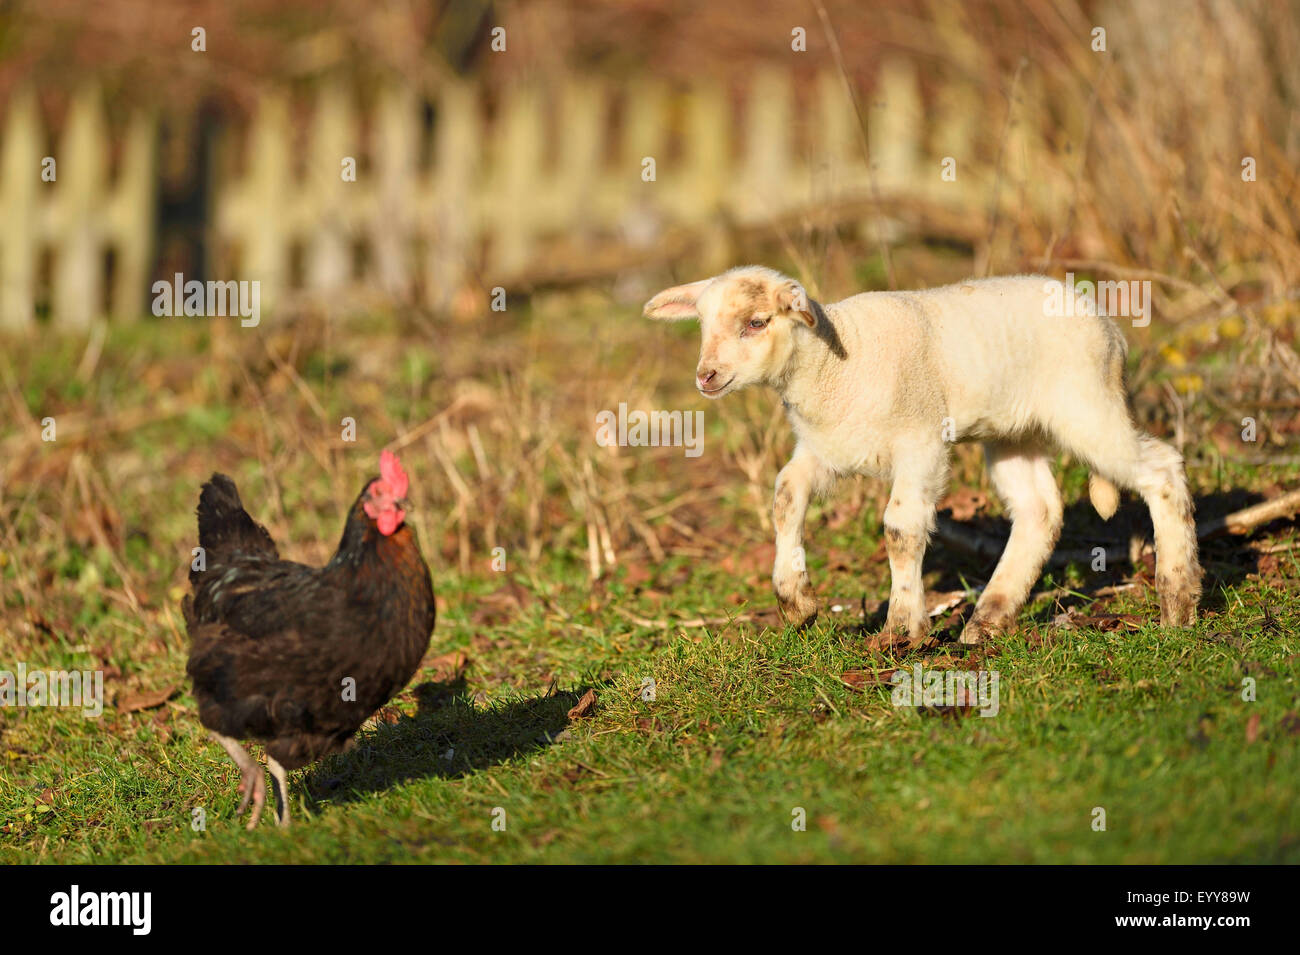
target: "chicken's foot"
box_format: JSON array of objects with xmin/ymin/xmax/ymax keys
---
[{"xmin": 211, "ymin": 732, "xmax": 267, "ymax": 829}]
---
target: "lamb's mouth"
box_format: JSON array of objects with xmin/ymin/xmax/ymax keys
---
[{"xmin": 698, "ymin": 376, "xmax": 735, "ymax": 397}]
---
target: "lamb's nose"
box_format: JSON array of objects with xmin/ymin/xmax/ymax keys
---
[{"xmin": 696, "ymin": 367, "xmax": 717, "ymax": 389}]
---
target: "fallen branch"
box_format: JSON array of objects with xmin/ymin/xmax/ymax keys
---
[{"xmin": 1195, "ymin": 488, "xmax": 1300, "ymax": 538}]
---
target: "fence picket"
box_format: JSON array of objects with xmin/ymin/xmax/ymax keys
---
[{"xmin": 0, "ymin": 67, "xmax": 1049, "ymax": 329}]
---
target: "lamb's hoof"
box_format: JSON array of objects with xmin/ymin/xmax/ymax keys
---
[
  {"xmin": 776, "ymin": 588, "xmax": 818, "ymax": 629},
  {"xmin": 781, "ymin": 608, "xmax": 818, "ymax": 630},
  {"xmin": 959, "ymin": 620, "xmax": 1001, "ymax": 646},
  {"xmin": 880, "ymin": 601, "xmax": 928, "ymax": 645},
  {"xmin": 1157, "ymin": 582, "xmax": 1199, "ymax": 628}
]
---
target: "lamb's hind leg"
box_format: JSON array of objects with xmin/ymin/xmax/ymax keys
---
[
  {"xmin": 1053, "ymin": 406, "xmax": 1201, "ymax": 626},
  {"xmin": 960, "ymin": 444, "xmax": 1063, "ymax": 645},
  {"xmin": 1123, "ymin": 435, "xmax": 1201, "ymax": 625}
]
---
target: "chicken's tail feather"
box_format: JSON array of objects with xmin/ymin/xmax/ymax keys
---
[{"xmin": 195, "ymin": 474, "xmax": 279, "ymax": 573}]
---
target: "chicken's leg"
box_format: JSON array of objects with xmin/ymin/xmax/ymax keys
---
[
  {"xmin": 267, "ymin": 756, "xmax": 291, "ymax": 828},
  {"xmin": 211, "ymin": 732, "xmax": 266, "ymax": 829}
]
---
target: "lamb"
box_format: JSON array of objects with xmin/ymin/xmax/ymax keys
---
[{"xmin": 644, "ymin": 266, "xmax": 1201, "ymax": 645}]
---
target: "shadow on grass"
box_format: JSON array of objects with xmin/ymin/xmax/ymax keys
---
[
  {"xmin": 936, "ymin": 490, "xmax": 1272, "ymax": 614},
  {"xmin": 303, "ymin": 677, "xmax": 589, "ymax": 807},
  {"xmin": 830, "ymin": 489, "xmax": 1276, "ymax": 649}
]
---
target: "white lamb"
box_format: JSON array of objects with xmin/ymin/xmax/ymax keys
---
[{"xmin": 644, "ymin": 266, "xmax": 1201, "ymax": 644}]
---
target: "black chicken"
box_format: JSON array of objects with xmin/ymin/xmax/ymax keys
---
[{"xmin": 183, "ymin": 450, "xmax": 435, "ymax": 828}]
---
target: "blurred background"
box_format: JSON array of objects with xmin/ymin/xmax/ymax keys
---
[
  {"xmin": 1, "ymin": 0, "xmax": 1298, "ymax": 624},
  {"xmin": 1, "ymin": 0, "xmax": 1296, "ymax": 327}
]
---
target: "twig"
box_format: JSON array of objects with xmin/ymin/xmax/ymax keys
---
[{"xmin": 1196, "ymin": 488, "xmax": 1300, "ymax": 538}]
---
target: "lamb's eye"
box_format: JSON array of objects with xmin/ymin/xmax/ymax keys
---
[{"xmin": 748, "ymin": 317, "xmax": 769, "ymax": 330}]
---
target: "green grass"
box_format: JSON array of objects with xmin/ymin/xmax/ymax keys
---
[
  {"xmin": 4, "ymin": 574, "xmax": 1298, "ymax": 864},
  {"xmin": 1, "ymin": 303, "xmax": 1298, "ymax": 863}
]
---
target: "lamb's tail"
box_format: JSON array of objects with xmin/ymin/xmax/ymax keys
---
[{"xmin": 1089, "ymin": 474, "xmax": 1120, "ymax": 521}]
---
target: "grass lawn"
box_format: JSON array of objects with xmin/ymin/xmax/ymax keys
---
[{"xmin": 1, "ymin": 294, "xmax": 1298, "ymax": 863}]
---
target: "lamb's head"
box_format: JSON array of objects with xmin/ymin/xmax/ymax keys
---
[{"xmin": 643, "ymin": 266, "xmax": 816, "ymax": 399}]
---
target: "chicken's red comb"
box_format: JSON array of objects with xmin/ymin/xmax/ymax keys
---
[{"xmin": 379, "ymin": 449, "xmax": 409, "ymax": 499}]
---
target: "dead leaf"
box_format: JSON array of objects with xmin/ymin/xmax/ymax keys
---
[
  {"xmin": 840, "ymin": 669, "xmax": 898, "ymax": 690},
  {"xmin": 863, "ymin": 629, "xmax": 914, "ymax": 651},
  {"xmin": 423, "ymin": 649, "xmax": 470, "ymax": 681},
  {"xmin": 927, "ymin": 591, "xmax": 969, "ymax": 617},
  {"xmin": 1246, "ymin": 713, "xmax": 1261, "ymax": 744},
  {"xmin": 939, "ymin": 488, "xmax": 988, "ymax": 521},
  {"xmin": 116, "ymin": 686, "xmax": 177, "ymax": 713},
  {"xmin": 1074, "ymin": 613, "xmax": 1145, "ymax": 632},
  {"xmin": 1025, "ymin": 627, "xmax": 1056, "ymax": 648},
  {"xmin": 566, "ymin": 689, "xmax": 598, "ymax": 720}
]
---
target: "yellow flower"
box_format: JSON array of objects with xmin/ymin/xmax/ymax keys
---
[{"xmin": 1218, "ymin": 315, "xmax": 1245, "ymax": 339}]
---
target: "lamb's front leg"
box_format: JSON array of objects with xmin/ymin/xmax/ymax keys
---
[
  {"xmin": 882, "ymin": 448, "xmax": 947, "ymax": 646},
  {"xmin": 772, "ymin": 445, "xmax": 828, "ymax": 627}
]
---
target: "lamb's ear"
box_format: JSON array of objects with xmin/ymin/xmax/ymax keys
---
[
  {"xmin": 644, "ymin": 279, "xmax": 710, "ymax": 321},
  {"xmin": 774, "ymin": 279, "xmax": 816, "ymax": 328}
]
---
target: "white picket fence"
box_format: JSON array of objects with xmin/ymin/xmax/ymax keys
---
[
  {"xmin": 0, "ymin": 88, "xmax": 156, "ymax": 328},
  {"xmin": 0, "ymin": 62, "xmax": 1067, "ymax": 330}
]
